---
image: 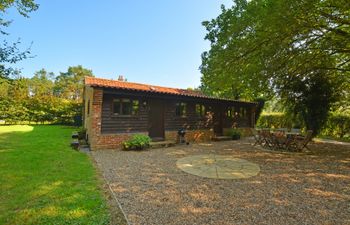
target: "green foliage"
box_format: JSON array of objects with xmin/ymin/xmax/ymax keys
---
[
  {"xmin": 201, "ymin": 0, "xmax": 350, "ymax": 135},
  {"xmin": 282, "ymin": 71, "xmax": 339, "ymax": 135},
  {"xmin": 122, "ymin": 134, "xmax": 152, "ymax": 150},
  {"xmin": 0, "ymin": 0, "xmax": 38, "ymax": 79},
  {"xmin": 0, "ymin": 0, "xmax": 38, "ymax": 16},
  {"xmin": 225, "ymin": 128, "xmax": 241, "ymax": 140},
  {"xmin": 254, "ymin": 97, "xmax": 266, "ymax": 122},
  {"xmin": 0, "ymin": 66, "xmax": 92, "ymax": 125},
  {"xmin": 321, "ymin": 113, "xmax": 350, "ymax": 139},
  {"xmin": 257, "ymin": 112, "xmax": 350, "ymax": 139},
  {"xmin": 264, "ymin": 97, "xmax": 284, "ymax": 113},
  {"xmin": 77, "ymin": 127, "xmax": 87, "ymax": 140},
  {"xmin": 54, "ymin": 65, "xmax": 94, "ymax": 101},
  {"xmin": 257, "ymin": 113, "xmax": 294, "ymax": 129}
]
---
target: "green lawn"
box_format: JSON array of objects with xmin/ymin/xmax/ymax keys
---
[{"xmin": 0, "ymin": 125, "xmax": 110, "ymax": 224}]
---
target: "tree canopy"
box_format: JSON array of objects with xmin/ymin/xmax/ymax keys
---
[
  {"xmin": 0, "ymin": 65, "xmax": 93, "ymax": 125},
  {"xmin": 0, "ymin": 0, "xmax": 38, "ymax": 79},
  {"xmin": 55, "ymin": 65, "xmax": 94, "ymax": 102},
  {"xmin": 201, "ymin": 0, "xmax": 350, "ymax": 134}
]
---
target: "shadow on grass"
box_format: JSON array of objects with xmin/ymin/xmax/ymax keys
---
[{"xmin": 0, "ymin": 125, "xmax": 111, "ymax": 225}]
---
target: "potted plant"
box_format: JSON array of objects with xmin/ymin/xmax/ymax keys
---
[
  {"xmin": 225, "ymin": 128, "xmax": 241, "ymax": 140},
  {"xmin": 231, "ymin": 129, "xmax": 241, "ymax": 140},
  {"xmin": 77, "ymin": 128, "xmax": 87, "ymax": 140}
]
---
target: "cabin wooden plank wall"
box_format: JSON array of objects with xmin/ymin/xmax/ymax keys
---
[
  {"xmin": 100, "ymin": 91, "xmax": 254, "ymax": 134},
  {"xmin": 101, "ymin": 94, "xmax": 148, "ymax": 134},
  {"xmin": 164, "ymin": 100, "xmax": 252, "ymax": 131},
  {"xmin": 164, "ymin": 100, "xmax": 212, "ymax": 131},
  {"xmin": 222, "ymin": 104, "xmax": 253, "ymax": 128}
]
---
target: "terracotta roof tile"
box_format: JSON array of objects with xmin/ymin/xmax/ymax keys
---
[{"xmin": 85, "ymin": 76, "xmax": 256, "ymax": 104}]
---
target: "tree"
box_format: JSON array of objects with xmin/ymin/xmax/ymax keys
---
[
  {"xmin": 54, "ymin": 65, "xmax": 94, "ymax": 102},
  {"xmin": 0, "ymin": 77, "xmax": 11, "ymax": 122},
  {"xmin": 0, "ymin": 65, "xmax": 92, "ymax": 125},
  {"xmin": 25, "ymin": 69, "xmax": 55, "ymax": 123},
  {"xmin": 1, "ymin": 76, "xmax": 30, "ymax": 123},
  {"xmin": 0, "ymin": 0, "xmax": 38, "ymax": 79},
  {"xmin": 29, "ymin": 69, "xmax": 55, "ymax": 96},
  {"xmin": 201, "ymin": 0, "xmax": 350, "ymax": 134}
]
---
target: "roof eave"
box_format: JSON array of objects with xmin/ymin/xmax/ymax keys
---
[{"xmin": 87, "ymin": 84, "xmax": 257, "ymax": 105}]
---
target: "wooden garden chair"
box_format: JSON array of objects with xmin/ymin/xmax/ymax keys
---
[
  {"xmin": 272, "ymin": 130, "xmax": 288, "ymax": 150},
  {"xmin": 251, "ymin": 128, "xmax": 263, "ymax": 146},
  {"xmin": 261, "ymin": 129, "xmax": 274, "ymax": 149},
  {"xmin": 290, "ymin": 130, "xmax": 313, "ymax": 151}
]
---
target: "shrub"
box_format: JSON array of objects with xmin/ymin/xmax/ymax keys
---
[
  {"xmin": 77, "ymin": 127, "xmax": 87, "ymax": 140},
  {"xmin": 257, "ymin": 112, "xmax": 293, "ymax": 129},
  {"xmin": 320, "ymin": 113, "xmax": 350, "ymax": 138},
  {"xmin": 122, "ymin": 134, "xmax": 152, "ymax": 150},
  {"xmin": 224, "ymin": 128, "xmax": 241, "ymax": 140},
  {"xmin": 257, "ymin": 112, "xmax": 350, "ymax": 140}
]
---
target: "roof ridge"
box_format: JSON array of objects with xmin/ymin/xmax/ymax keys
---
[
  {"xmin": 84, "ymin": 76, "xmax": 257, "ymax": 104},
  {"xmin": 85, "ymin": 76, "xmax": 194, "ymax": 92}
]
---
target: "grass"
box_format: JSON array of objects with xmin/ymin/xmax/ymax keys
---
[{"xmin": 0, "ymin": 125, "xmax": 111, "ymax": 225}]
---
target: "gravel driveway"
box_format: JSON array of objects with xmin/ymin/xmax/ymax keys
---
[{"xmin": 92, "ymin": 139, "xmax": 350, "ymax": 225}]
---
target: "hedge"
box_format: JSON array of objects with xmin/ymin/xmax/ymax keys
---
[
  {"xmin": 0, "ymin": 99, "xmax": 82, "ymax": 126},
  {"xmin": 257, "ymin": 113, "xmax": 294, "ymax": 129},
  {"xmin": 257, "ymin": 112, "xmax": 350, "ymax": 138},
  {"xmin": 321, "ymin": 113, "xmax": 350, "ymax": 138}
]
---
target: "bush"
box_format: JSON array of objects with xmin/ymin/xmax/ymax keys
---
[
  {"xmin": 77, "ymin": 127, "xmax": 87, "ymax": 140},
  {"xmin": 257, "ymin": 112, "xmax": 293, "ymax": 129},
  {"xmin": 122, "ymin": 134, "xmax": 152, "ymax": 150},
  {"xmin": 257, "ymin": 112, "xmax": 350, "ymax": 140},
  {"xmin": 320, "ymin": 113, "xmax": 350, "ymax": 138},
  {"xmin": 224, "ymin": 128, "xmax": 241, "ymax": 140}
]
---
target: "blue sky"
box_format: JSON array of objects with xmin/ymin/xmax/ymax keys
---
[{"xmin": 5, "ymin": 0, "xmax": 232, "ymax": 88}]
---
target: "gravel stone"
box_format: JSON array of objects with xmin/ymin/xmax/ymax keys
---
[{"xmin": 92, "ymin": 139, "xmax": 350, "ymax": 225}]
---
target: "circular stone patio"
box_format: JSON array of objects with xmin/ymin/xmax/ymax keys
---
[{"xmin": 176, "ymin": 154, "xmax": 260, "ymax": 179}]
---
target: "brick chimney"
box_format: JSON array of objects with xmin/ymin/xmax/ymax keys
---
[{"xmin": 117, "ymin": 75, "xmax": 124, "ymax": 81}]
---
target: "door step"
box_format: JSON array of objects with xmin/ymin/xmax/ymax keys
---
[
  {"xmin": 212, "ymin": 136, "xmax": 232, "ymax": 141},
  {"xmin": 150, "ymin": 140, "xmax": 176, "ymax": 149},
  {"xmin": 151, "ymin": 137, "xmax": 165, "ymax": 142}
]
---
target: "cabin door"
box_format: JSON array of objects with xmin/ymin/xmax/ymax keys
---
[
  {"xmin": 148, "ymin": 99, "xmax": 165, "ymax": 141},
  {"xmin": 213, "ymin": 109, "xmax": 223, "ymax": 136}
]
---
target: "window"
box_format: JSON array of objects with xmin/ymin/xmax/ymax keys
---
[
  {"xmin": 240, "ymin": 107, "xmax": 247, "ymax": 118},
  {"xmin": 87, "ymin": 100, "xmax": 90, "ymax": 116},
  {"xmin": 113, "ymin": 98, "xmax": 139, "ymax": 115},
  {"xmin": 195, "ymin": 104, "xmax": 206, "ymax": 117},
  {"xmin": 227, "ymin": 106, "xmax": 235, "ymax": 118},
  {"xmin": 121, "ymin": 99, "xmax": 132, "ymax": 115},
  {"xmin": 206, "ymin": 106, "xmax": 212, "ymax": 114},
  {"xmin": 132, "ymin": 100, "xmax": 139, "ymax": 115},
  {"xmin": 175, "ymin": 102, "xmax": 187, "ymax": 117}
]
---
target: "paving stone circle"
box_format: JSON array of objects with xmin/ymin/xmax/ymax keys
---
[{"xmin": 176, "ymin": 154, "xmax": 260, "ymax": 179}]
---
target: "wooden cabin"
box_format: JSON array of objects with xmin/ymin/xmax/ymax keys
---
[{"xmin": 83, "ymin": 77, "xmax": 257, "ymax": 150}]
